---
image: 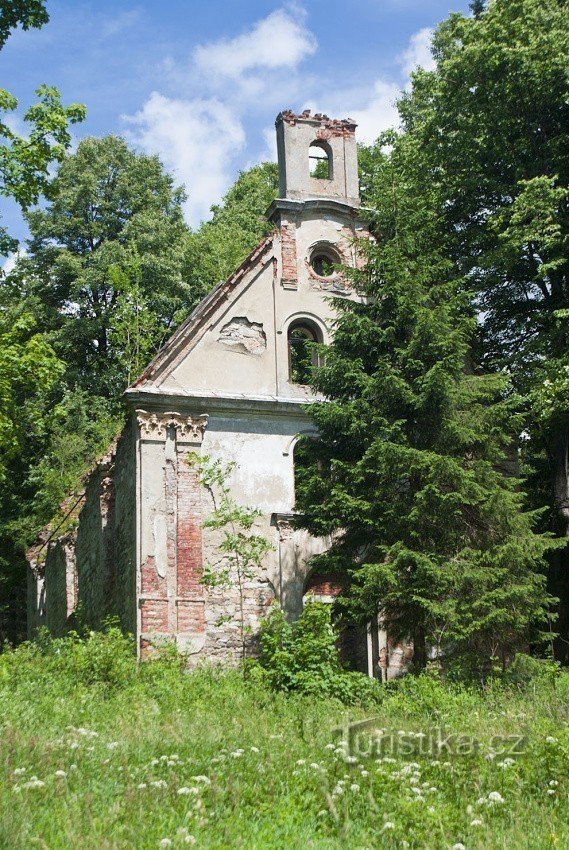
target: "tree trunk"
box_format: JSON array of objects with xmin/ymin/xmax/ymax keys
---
[
  {"xmin": 412, "ymin": 624, "xmax": 427, "ymax": 671},
  {"xmin": 551, "ymin": 426, "xmax": 569, "ymax": 537},
  {"xmin": 548, "ymin": 425, "xmax": 569, "ymax": 663}
]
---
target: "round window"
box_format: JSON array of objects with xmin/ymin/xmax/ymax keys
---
[{"xmin": 309, "ymin": 244, "xmax": 341, "ymax": 278}]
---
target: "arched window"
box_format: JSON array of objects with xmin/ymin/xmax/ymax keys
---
[
  {"xmin": 288, "ymin": 320, "xmax": 322, "ymax": 384},
  {"xmin": 309, "ymin": 141, "xmax": 332, "ymax": 179}
]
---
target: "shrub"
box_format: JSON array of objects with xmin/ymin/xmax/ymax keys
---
[
  {"xmin": 0, "ymin": 624, "xmax": 136, "ymax": 690},
  {"xmin": 258, "ymin": 600, "xmax": 382, "ymax": 706}
]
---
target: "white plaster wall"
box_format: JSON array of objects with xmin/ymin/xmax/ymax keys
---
[{"xmin": 159, "ymin": 207, "xmax": 364, "ymax": 402}]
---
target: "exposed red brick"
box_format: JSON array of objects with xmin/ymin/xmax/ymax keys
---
[
  {"xmin": 140, "ymin": 556, "xmax": 165, "ymax": 594},
  {"xmin": 140, "ymin": 599, "xmax": 168, "ymax": 632},
  {"xmin": 176, "ymin": 451, "xmax": 205, "ymax": 628},
  {"xmin": 280, "ymin": 222, "xmax": 297, "ymax": 283},
  {"xmin": 305, "ymin": 571, "xmax": 346, "ymax": 598},
  {"xmin": 177, "ymin": 600, "xmax": 205, "ymax": 632}
]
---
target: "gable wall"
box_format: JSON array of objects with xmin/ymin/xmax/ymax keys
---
[{"xmin": 157, "ymin": 207, "xmax": 365, "ymax": 400}]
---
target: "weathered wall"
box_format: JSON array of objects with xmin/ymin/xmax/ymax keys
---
[{"xmin": 28, "ymin": 423, "xmax": 137, "ymax": 637}]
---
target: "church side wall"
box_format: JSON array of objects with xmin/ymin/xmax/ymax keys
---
[
  {"xmin": 28, "ymin": 423, "xmax": 137, "ymax": 638},
  {"xmin": 75, "ymin": 422, "xmax": 136, "ymax": 631}
]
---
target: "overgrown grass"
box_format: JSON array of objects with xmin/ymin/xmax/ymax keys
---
[{"xmin": 0, "ymin": 630, "xmax": 567, "ymax": 849}]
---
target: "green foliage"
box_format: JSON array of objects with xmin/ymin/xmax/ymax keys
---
[
  {"xmin": 0, "ymin": 310, "xmax": 63, "ymax": 484},
  {"xmin": 0, "ymin": 629, "xmax": 568, "ymax": 848},
  {"xmin": 0, "ymin": 0, "xmax": 48, "ymax": 49},
  {"xmin": 0, "ymin": 2, "xmax": 85, "ymax": 254},
  {"xmin": 297, "ymin": 115, "xmax": 559, "ymax": 672},
  {"xmin": 394, "ymin": 0, "xmax": 569, "ymax": 542},
  {"xmin": 259, "ymin": 601, "xmax": 382, "ymax": 705},
  {"xmin": 185, "ymin": 162, "xmax": 278, "ymax": 292},
  {"xmin": 7, "ymin": 136, "xmax": 192, "ymax": 395}
]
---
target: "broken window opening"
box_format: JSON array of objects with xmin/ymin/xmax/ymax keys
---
[
  {"xmin": 309, "ymin": 141, "xmax": 332, "ymax": 179},
  {"xmin": 288, "ymin": 320, "xmax": 321, "ymax": 385},
  {"xmin": 309, "ymin": 243, "xmax": 341, "ymax": 278}
]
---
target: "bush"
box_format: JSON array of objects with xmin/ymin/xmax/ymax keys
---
[
  {"xmin": 258, "ymin": 600, "xmax": 382, "ymax": 706},
  {"xmin": 0, "ymin": 624, "xmax": 136, "ymax": 690}
]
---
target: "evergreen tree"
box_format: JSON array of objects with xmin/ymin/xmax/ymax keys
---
[
  {"xmin": 379, "ymin": 0, "xmax": 569, "ymax": 654},
  {"xmin": 295, "ymin": 136, "xmax": 559, "ymax": 673}
]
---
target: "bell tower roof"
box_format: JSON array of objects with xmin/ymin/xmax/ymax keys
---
[{"xmin": 274, "ymin": 109, "xmax": 360, "ymax": 209}]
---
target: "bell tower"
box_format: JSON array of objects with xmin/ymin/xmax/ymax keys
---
[{"xmin": 275, "ymin": 110, "xmax": 360, "ymax": 207}]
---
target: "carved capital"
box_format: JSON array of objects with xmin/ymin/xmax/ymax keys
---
[{"xmin": 136, "ymin": 410, "xmax": 208, "ymax": 444}]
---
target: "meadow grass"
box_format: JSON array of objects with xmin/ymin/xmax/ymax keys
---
[{"xmin": 0, "ymin": 630, "xmax": 567, "ymax": 849}]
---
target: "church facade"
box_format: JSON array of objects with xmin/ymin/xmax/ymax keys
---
[{"xmin": 27, "ymin": 111, "xmax": 411, "ymax": 679}]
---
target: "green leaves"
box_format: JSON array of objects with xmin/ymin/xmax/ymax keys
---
[
  {"xmin": 0, "ymin": 1, "xmax": 49, "ymax": 49},
  {"xmin": 0, "ymin": 310, "xmax": 63, "ymax": 484},
  {"xmin": 294, "ymin": 3, "xmax": 564, "ymax": 671}
]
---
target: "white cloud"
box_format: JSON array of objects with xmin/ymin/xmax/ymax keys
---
[
  {"xmin": 123, "ymin": 7, "xmax": 318, "ymax": 226},
  {"xmin": 350, "ymin": 80, "xmax": 401, "ymax": 143},
  {"xmin": 193, "ymin": 7, "xmax": 317, "ymax": 80},
  {"xmin": 307, "ymin": 79, "xmax": 401, "ymax": 146},
  {"xmin": 398, "ymin": 27, "xmax": 436, "ymax": 78},
  {"xmin": 123, "ymin": 93, "xmax": 245, "ymax": 227}
]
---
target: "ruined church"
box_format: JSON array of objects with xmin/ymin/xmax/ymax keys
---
[{"xmin": 27, "ymin": 111, "xmax": 410, "ymax": 679}]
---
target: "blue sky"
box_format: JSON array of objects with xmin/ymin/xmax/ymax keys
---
[{"xmin": 0, "ymin": 0, "xmax": 471, "ymax": 248}]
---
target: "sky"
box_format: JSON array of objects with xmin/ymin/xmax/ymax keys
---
[{"xmin": 0, "ymin": 0, "xmax": 471, "ymax": 251}]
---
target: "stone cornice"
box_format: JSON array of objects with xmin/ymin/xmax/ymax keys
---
[
  {"xmin": 136, "ymin": 410, "xmax": 209, "ymax": 443},
  {"xmin": 128, "ymin": 389, "xmax": 319, "ymax": 421},
  {"xmin": 266, "ymin": 197, "xmax": 369, "ymax": 222}
]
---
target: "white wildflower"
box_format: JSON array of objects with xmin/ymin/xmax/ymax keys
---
[
  {"xmin": 137, "ymin": 783, "xmax": 147, "ymax": 790},
  {"xmin": 250, "ymin": 746, "xmax": 259, "ymax": 753},
  {"xmin": 22, "ymin": 777, "xmax": 45, "ymax": 789},
  {"xmin": 177, "ymin": 787, "xmax": 199, "ymax": 796},
  {"xmin": 54, "ymin": 770, "xmax": 67, "ymax": 778},
  {"xmin": 158, "ymin": 840, "xmax": 172, "ymax": 849},
  {"xmin": 192, "ymin": 775, "xmax": 211, "ymax": 784},
  {"xmin": 381, "ymin": 822, "xmax": 395, "ymax": 831},
  {"xmin": 345, "ymin": 755, "xmax": 358, "ymax": 764},
  {"xmin": 13, "ymin": 768, "xmax": 26, "ymax": 776},
  {"xmin": 150, "ymin": 780, "xmax": 167, "ymax": 789},
  {"xmin": 546, "ymin": 736, "xmax": 558, "ymax": 744},
  {"xmin": 325, "ymin": 743, "xmax": 336, "ymax": 750},
  {"xmin": 488, "ymin": 791, "xmax": 505, "ymax": 804},
  {"xmin": 549, "ymin": 780, "xmax": 559, "ymax": 787},
  {"xmin": 107, "ymin": 742, "xmax": 119, "ymax": 750},
  {"xmin": 350, "ymin": 783, "xmax": 360, "ymax": 792},
  {"xmin": 547, "ymin": 789, "xmax": 556, "ymax": 796},
  {"xmin": 70, "ymin": 764, "xmax": 77, "ymax": 771},
  {"xmin": 470, "ymin": 819, "xmax": 483, "ymax": 827},
  {"xmin": 230, "ymin": 750, "xmax": 244, "ymax": 758},
  {"xmin": 296, "ymin": 759, "xmax": 306, "ymax": 766},
  {"xmin": 451, "ymin": 844, "xmax": 466, "ymax": 850}
]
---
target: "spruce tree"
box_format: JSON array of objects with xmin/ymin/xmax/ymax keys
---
[{"xmin": 295, "ymin": 136, "xmax": 559, "ymax": 673}]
